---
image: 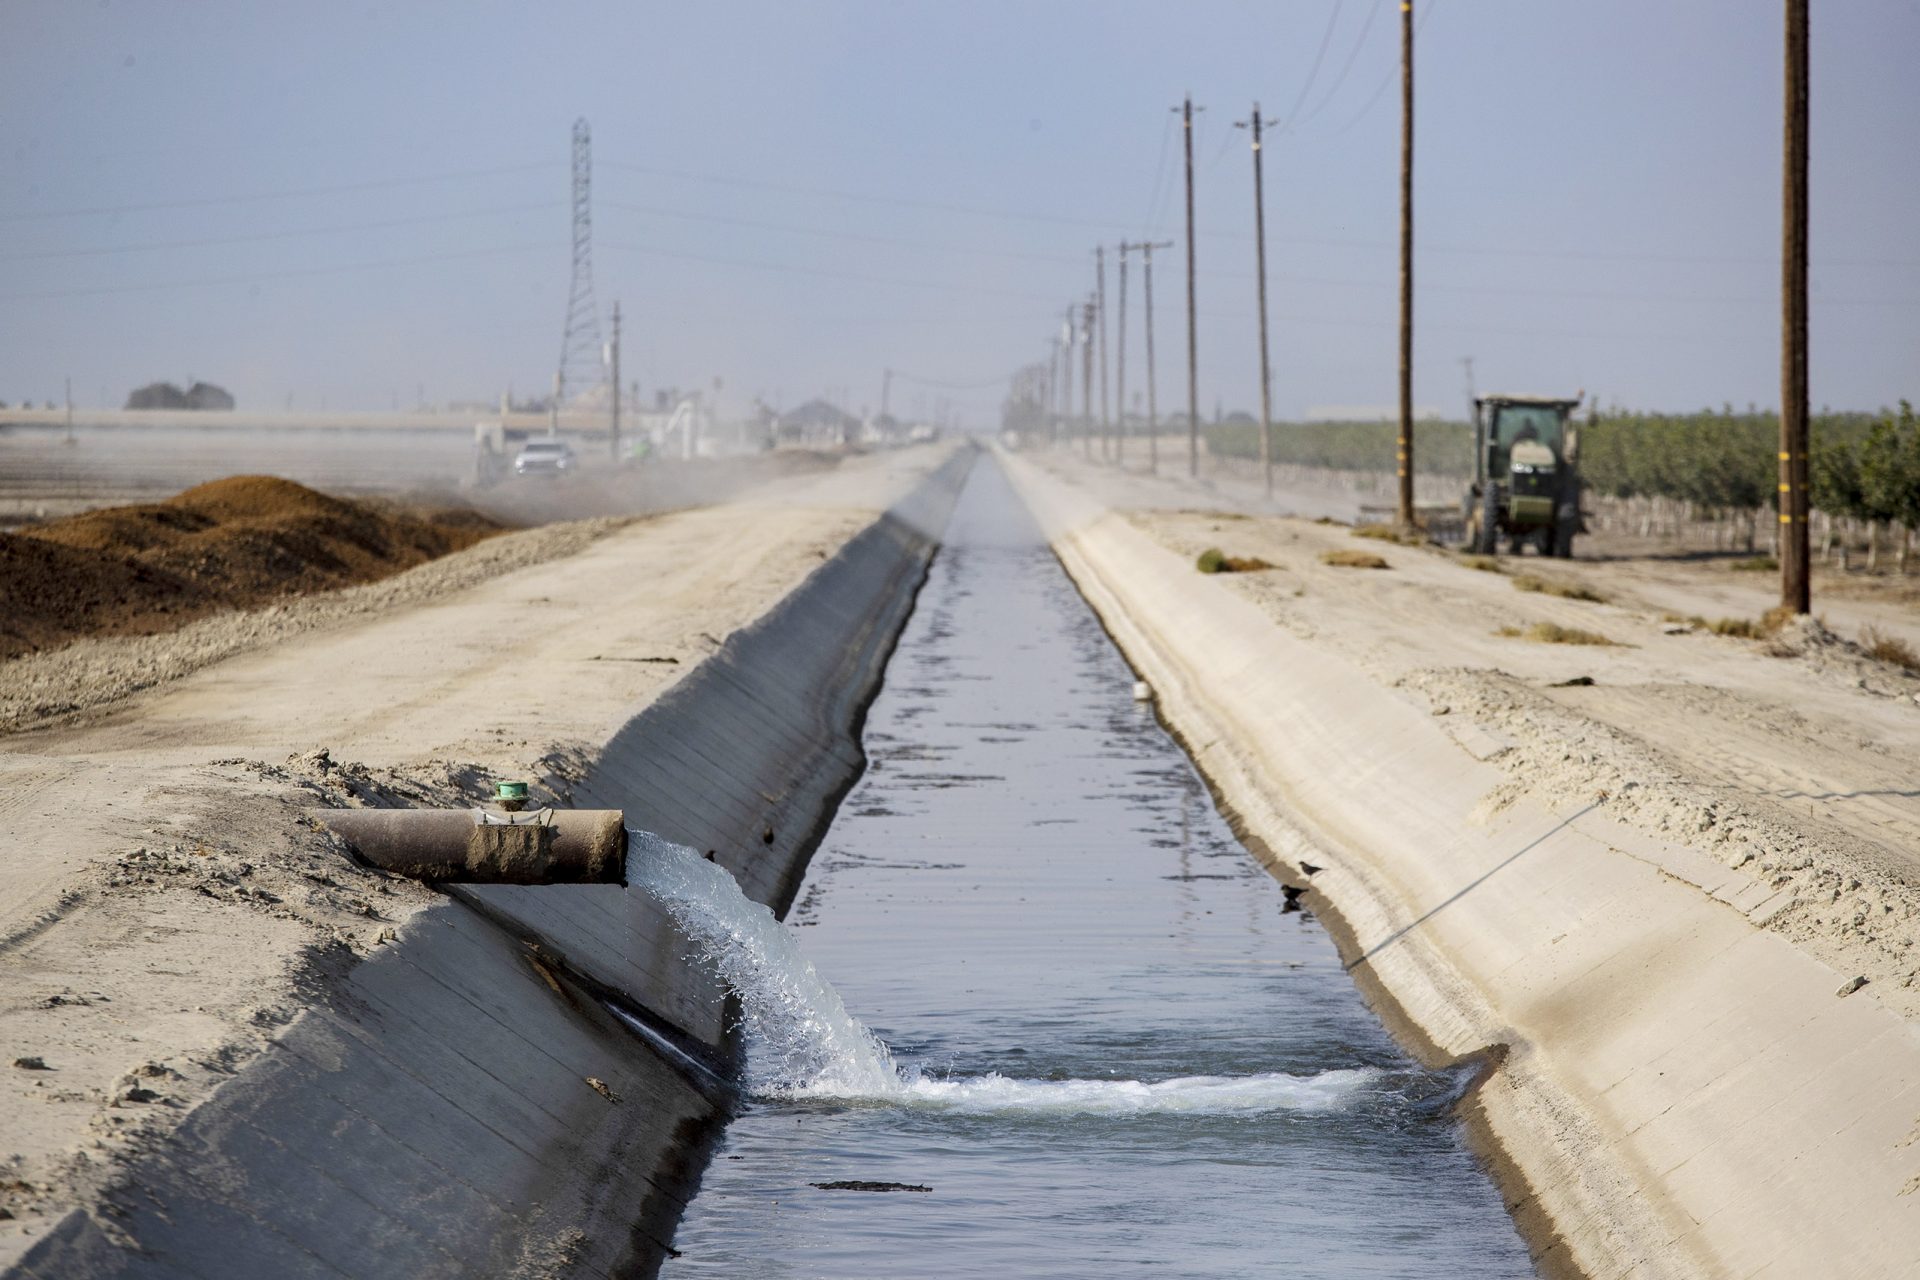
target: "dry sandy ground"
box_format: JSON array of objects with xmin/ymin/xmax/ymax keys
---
[
  {"xmin": 1029, "ymin": 447, "xmax": 1920, "ymax": 1022},
  {"xmin": 0, "ymin": 443, "xmax": 953, "ymax": 1258},
  {"xmin": 1050, "ymin": 442, "xmax": 1920, "ymax": 655}
]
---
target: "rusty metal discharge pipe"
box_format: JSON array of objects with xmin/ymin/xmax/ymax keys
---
[{"xmin": 312, "ymin": 808, "xmax": 627, "ymax": 885}]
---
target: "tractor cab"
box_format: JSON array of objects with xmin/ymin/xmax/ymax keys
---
[{"xmin": 1466, "ymin": 394, "xmax": 1585, "ymax": 557}]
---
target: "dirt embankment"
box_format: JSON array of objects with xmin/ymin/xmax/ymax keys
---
[
  {"xmin": 0, "ymin": 476, "xmax": 503, "ymax": 660},
  {"xmin": 0, "ymin": 444, "xmax": 962, "ymax": 1261}
]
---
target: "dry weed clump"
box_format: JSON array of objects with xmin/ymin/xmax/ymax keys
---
[
  {"xmin": 1860, "ymin": 625, "xmax": 1920, "ymax": 673},
  {"xmin": 1459, "ymin": 555, "xmax": 1503, "ymax": 573},
  {"xmin": 1319, "ymin": 549, "xmax": 1390, "ymax": 570},
  {"xmin": 1709, "ymin": 617, "xmax": 1764, "ymax": 638},
  {"xmin": 1730, "ymin": 555, "xmax": 1779, "ymax": 572},
  {"xmin": 1496, "ymin": 622, "xmax": 1619, "ymax": 646},
  {"xmin": 1196, "ymin": 548, "xmax": 1276, "ymax": 574},
  {"xmin": 1511, "ymin": 574, "xmax": 1607, "ymax": 603},
  {"xmin": 1759, "ymin": 604, "xmax": 1799, "ymax": 634},
  {"xmin": 1352, "ymin": 524, "xmax": 1427, "ymax": 546}
]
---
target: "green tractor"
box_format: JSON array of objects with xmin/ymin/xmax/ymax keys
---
[{"xmin": 1463, "ymin": 394, "xmax": 1585, "ymax": 557}]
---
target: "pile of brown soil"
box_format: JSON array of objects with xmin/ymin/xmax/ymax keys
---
[{"xmin": 0, "ymin": 476, "xmax": 503, "ymax": 660}]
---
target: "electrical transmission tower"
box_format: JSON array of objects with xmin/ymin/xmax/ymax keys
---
[{"xmin": 555, "ymin": 118, "xmax": 607, "ymax": 415}]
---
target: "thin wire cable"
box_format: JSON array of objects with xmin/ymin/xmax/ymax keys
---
[
  {"xmin": 0, "ymin": 202, "xmax": 562, "ymax": 262},
  {"xmin": 1140, "ymin": 112, "xmax": 1177, "ymax": 234},
  {"xmin": 1294, "ymin": 0, "xmax": 1383, "ymax": 128},
  {"xmin": 1326, "ymin": 0, "xmax": 1437, "ymax": 142},
  {"xmin": 603, "ymin": 160, "xmax": 1134, "ymax": 233},
  {"xmin": 1204, "ymin": 113, "xmax": 1238, "ymax": 173},
  {"xmin": 0, "ymin": 163, "xmax": 559, "ymax": 223},
  {"xmin": 602, "ymin": 199, "xmax": 1086, "ymax": 269},
  {"xmin": 612, "ymin": 147, "xmax": 1907, "ymax": 269},
  {"xmin": 1277, "ymin": 1, "xmax": 1345, "ymax": 127},
  {"xmin": 889, "ymin": 369, "xmax": 1015, "ymax": 390},
  {"xmin": 599, "ymin": 239, "xmax": 1061, "ymax": 304},
  {"xmin": 0, "ymin": 242, "xmax": 553, "ymax": 302}
]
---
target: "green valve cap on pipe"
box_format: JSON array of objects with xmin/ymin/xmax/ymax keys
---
[{"xmin": 495, "ymin": 780, "xmax": 530, "ymax": 812}]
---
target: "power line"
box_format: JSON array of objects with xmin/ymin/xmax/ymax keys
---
[
  {"xmin": 0, "ymin": 241, "xmax": 553, "ymax": 302},
  {"xmin": 0, "ymin": 201, "xmax": 563, "ymax": 262},
  {"xmin": 601, "ymin": 199, "xmax": 1089, "ymax": 269},
  {"xmin": 1330, "ymin": 0, "xmax": 1437, "ymax": 143},
  {"xmin": 601, "ymin": 160, "xmax": 1138, "ymax": 234},
  {"xmin": 1293, "ymin": 0, "xmax": 1385, "ymax": 128},
  {"xmin": 601, "ymin": 196, "xmax": 1915, "ymax": 276},
  {"xmin": 0, "ymin": 162, "xmax": 559, "ymax": 223},
  {"xmin": 1140, "ymin": 112, "xmax": 1178, "ymax": 235},
  {"xmin": 598, "ymin": 240, "xmax": 1062, "ymax": 304},
  {"xmin": 1277, "ymin": 1, "xmax": 1345, "ymax": 127},
  {"xmin": 888, "ymin": 369, "xmax": 1013, "ymax": 391},
  {"xmin": 595, "ymin": 154, "xmax": 1911, "ymax": 273}
]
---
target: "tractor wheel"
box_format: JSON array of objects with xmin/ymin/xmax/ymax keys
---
[
  {"xmin": 1475, "ymin": 487, "xmax": 1500, "ymax": 555},
  {"xmin": 1551, "ymin": 503, "xmax": 1579, "ymax": 558}
]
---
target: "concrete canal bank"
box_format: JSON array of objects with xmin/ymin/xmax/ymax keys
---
[
  {"xmin": 5, "ymin": 448, "xmax": 969, "ymax": 1278},
  {"xmin": 1003, "ymin": 448, "xmax": 1920, "ymax": 1280}
]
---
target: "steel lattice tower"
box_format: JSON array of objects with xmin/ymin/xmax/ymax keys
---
[{"xmin": 554, "ymin": 118, "xmax": 606, "ymax": 410}]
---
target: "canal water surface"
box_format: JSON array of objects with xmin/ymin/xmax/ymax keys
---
[{"xmin": 657, "ymin": 454, "xmax": 1535, "ymax": 1278}]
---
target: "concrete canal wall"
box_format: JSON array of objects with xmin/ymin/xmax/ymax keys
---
[
  {"xmin": 10, "ymin": 451, "xmax": 971, "ymax": 1280},
  {"xmin": 1003, "ymin": 448, "xmax": 1920, "ymax": 1280}
]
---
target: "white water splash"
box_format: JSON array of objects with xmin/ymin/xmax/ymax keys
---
[
  {"xmin": 633, "ymin": 832, "xmax": 900, "ymax": 1096},
  {"xmin": 632, "ymin": 833, "xmax": 1375, "ymax": 1115}
]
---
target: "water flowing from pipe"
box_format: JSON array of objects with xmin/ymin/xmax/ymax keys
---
[{"xmin": 632, "ymin": 832, "xmax": 1377, "ymax": 1116}]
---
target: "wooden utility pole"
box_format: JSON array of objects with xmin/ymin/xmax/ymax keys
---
[
  {"xmin": 1178, "ymin": 94, "xmax": 1202, "ymax": 477},
  {"xmin": 1096, "ymin": 246, "xmax": 1112, "ymax": 463},
  {"xmin": 1061, "ymin": 305, "xmax": 1075, "ymax": 446},
  {"xmin": 1052, "ymin": 335, "xmax": 1067, "ymax": 445},
  {"xmin": 1240, "ymin": 104, "xmax": 1274, "ymax": 500},
  {"xmin": 1396, "ymin": 0, "xmax": 1416, "ymax": 527},
  {"xmin": 1115, "ymin": 242, "xmax": 1130, "ymax": 469},
  {"xmin": 1081, "ymin": 297, "xmax": 1097, "ymax": 460},
  {"xmin": 1139, "ymin": 239, "xmax": 1172, "ymax": 475},
  {"xmin": 1781, "ymin": 0, "xmax": 1811, "ymax": 613},
  {"xmin": 607, "ymin": 302, "xmax": 622, "ymax": 461}
]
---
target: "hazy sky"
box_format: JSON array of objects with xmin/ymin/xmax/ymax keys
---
[{"xmin": 3, "ymin": 1, "xmax": 1916, "ymax": 424}]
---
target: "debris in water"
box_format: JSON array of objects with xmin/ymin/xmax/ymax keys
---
[
  {"xmin": 1132, "ymin": 680, "xmax": 1153, "ymax": 701},
  {"xmin": 811, "ymin": 1180, "xmax": 932, "ymax": 1193},
  {"xmin": 585, "ymin": 1076, "xmax": 622, "ymax": 1103}
]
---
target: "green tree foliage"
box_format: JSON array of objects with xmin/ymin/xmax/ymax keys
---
[
  {"xmin": 1811, "ymin": 432, "xmax": 1865, "ymax": 524},
  {"xmin": 1204, "ymin": 419, "xmax": 1474, "ymax": 474},
  {"xmin": 1582, "ymin": 408, "xmax": 1779, "ymax": 513},
  {"xmin": 1205, "ymin": 408, "xmax": 1913, "ymax": 535},
  {"xmin": 1858, "ymin": 401, "xmax": 1920, "ymax": 535}
]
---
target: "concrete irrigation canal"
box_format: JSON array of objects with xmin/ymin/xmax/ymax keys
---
[
  {"xmin": 7, "ymin": 442, "xmax": 1920, "ymax": 1279},
  {"xmin": 651, "ymin": 453, "xmax": 1534, "ymax": 1276}
]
